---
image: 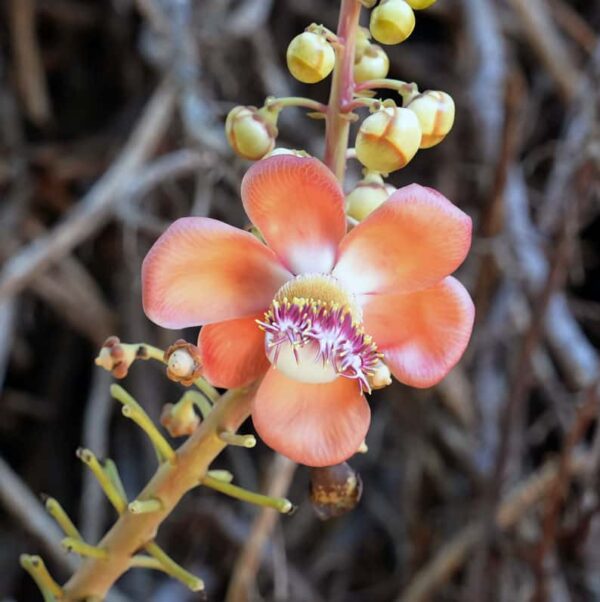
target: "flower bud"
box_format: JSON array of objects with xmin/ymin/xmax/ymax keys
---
[
  {"xmin": 370, "ymin": 0, "xmax": 415, "ymax": 46},
  {"xmin": 286, "ymin": 32, "xmax": 335, "ymax": 84},
  {"xmin": 369, "ymin": 361, "xmax": 392, "ymax": 389},
  {"xmin": 346, "ymin": 173, "xmax": 394, "ymax": 221},
  {"xmin": 353, "ymin": 44, "xmax": 390, "ymax": 83},
  {"xmin": 164, "ymin": 340, "xmax": 203, "ymax": 386},
  {"xmin": 355, "ymin": 27, "xmax": 372, "ymax": 62},
  {"xmin": 406, "ymin": 0, "xmax": 437, "ymax": 8},
  {"xmin": 310, "ymin": 462, "xmax": 363, "ymax": 520},
  {"xmin": 95, "ymin": 336, "xmax": 141, "ymax": 379},
  {"xmin": 355, "ymin": 107, "xmax": 422, "ymax": 173},
  {"xmin": 160, "ymin": 400, "xmax": 199, "ymax": 438},
  {"xmin": 266, "ymin": 148, "xmax": 310, "ymax": 158},
  {"xmin": 225, "ymin": 106, "xmax": 277, "ymax": 161},
  {"xmin": 407, "ymin": 90, "xmax": 455, "ymax": 148}
]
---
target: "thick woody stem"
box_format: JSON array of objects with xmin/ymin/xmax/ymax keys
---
[
  {"xmin": 323, "ymin": 0, "xmax": 362, "ymax": 181},
  {"xmin": 61, "ymin": 385, "xmax": 256, "ymax": 601}
]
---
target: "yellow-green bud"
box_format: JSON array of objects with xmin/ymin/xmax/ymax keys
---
[
  {"xmin": 346, "ymin": 173, "xmax": 394, "ymax": 221},
  {"xmin": 353, "ymin": 44, "xmax": 390, "ymax": 83},
  {"xmin": 225, "ymin": 106, "xmax": 277, "ymax": 160},
  {"xmin": 355, "ymin": 107, "xmax": 422, "ymax": 173},
  {"xmin": 369, "ymin": 360, "xmax": 393, "ymax": 389},
  {"xmin": 406, "ymin": 0, "xmax": 437, "ymax": 8},
  {"xmin": 160, "ymin": 400, "xmax": 199, "ymax": 438},
  {"xmin": 355, "ymin": 27, "xmax": 372, "ymax": 61},
  {"xmin": 369, "ymin": 0, "xmax": 415, "ymax": 46},
  {"xmin": 286, "ymin": 32, "xmax": 335, "ymax": 84},
  {"xmin": 407, "ymin": 90, "xmax": 455, "ymax": 148}
]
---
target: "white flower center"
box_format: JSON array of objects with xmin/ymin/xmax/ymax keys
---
[{"xmin": 258, "ymin": 274, "xmax": 380, "ymax": 389}]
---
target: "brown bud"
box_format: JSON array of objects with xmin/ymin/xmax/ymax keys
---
[
  {"xmin": 95, "ymin": 336, "xmax": 138, "ymax": 379},
  {"xmin": 310, "ymin": 462, "xmax": 363, "ymax": 520},
  {"xmin": 160, "ymin": 401, "xmax": 200, "ymax": 437},
  {"xmin": 164, "ymin": 340, "xmax": 203, "ymax": 386}
]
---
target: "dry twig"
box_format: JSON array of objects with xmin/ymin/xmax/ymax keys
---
[
  {"xmin": 226, "ymin": 455, "xmax": 297, "ymax": 602},
  {"xmin": 0, "ymin": 80, "xmax": 177, "ymax": 302}
]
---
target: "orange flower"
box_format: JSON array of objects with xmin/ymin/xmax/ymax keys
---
[{"xmin": 142, "ymin": 156, "xmax": 474, "ymax": 467}]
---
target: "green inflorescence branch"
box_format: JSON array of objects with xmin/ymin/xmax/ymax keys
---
[
  {"xmin": 39, "ymin": 377, "xmax": 259, "ymax": 600},
  {"xmin": 202, "ymin": 474, "xmax": 294, "ymax": 514}
]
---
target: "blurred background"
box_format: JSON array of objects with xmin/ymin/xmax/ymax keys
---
[{"xmin": 1, "ymin": 0, "xmax": 599, "ymax": 600}]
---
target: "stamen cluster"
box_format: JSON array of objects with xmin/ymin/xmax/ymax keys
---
[{"xmin": 258, "ymin": 297, "xmax": 381, "ymax": 392}]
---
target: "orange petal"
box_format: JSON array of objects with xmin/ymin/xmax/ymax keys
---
[
  {"xmin": 198, "ymin": 315, "xmax": 269, "ymax": 388},
  {"xmin": 333, "ymin": 184, "xmax": 472, "ymax": 295},
  {"xmin": 142, "ymin": 217, "xmax": 292, "ymax": 328},
  {"xmin": 241, "ymin": 155, "xmax": 346, "ymax": 274},
  {"xmin": 252, "ymin": 368, "xmax": 370, "ymax": 467},
  {"xmin": 362, "ymin": 277, "xmax": 475, "ymax": 388}
]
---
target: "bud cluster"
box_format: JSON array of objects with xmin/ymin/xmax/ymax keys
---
[
  {"xmin": 223, "ymin": 0, "xmax": 455, "ymax": 232},
  {"xmin": 354, "ymin": 88, "xmax": 455, "ymax": 177}
]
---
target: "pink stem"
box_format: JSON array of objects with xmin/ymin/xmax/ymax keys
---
[{"xmin": 323, "ymin": 0, "xmax": 362, "ymax": 182}]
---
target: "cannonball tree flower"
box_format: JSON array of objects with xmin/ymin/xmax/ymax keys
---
[{"xmin": 142, "ymin": 155, "xmax": 474, "ymax": 467}]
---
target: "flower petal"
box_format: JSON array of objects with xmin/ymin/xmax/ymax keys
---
[
  {"xmin": 241, "ymin": 155, "xmax": 346, "ymax": 274},
  {"xmin": 198, "ymin": 315, "xmax": 269, "ymax": 388},
  {"xmin": 142, "ymin": 217, "xmax": 292, "ymax": 328},
  {"xmin": 252, "ymin": 368, "xmax": 370, "ymax": 467},
  {"xmin": 332, "ymin": 184, "xmax": 472, "ymax": 295},
  {"xmin": 362, "ymin": 277, "xmax": 475, "ymax": 388}
]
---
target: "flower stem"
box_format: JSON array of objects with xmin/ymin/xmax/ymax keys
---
[
  {"xmin": 128, "ymin": 498, "xmax": 163, "ymax": 514},
  {"xmin": 103, "ymin": 458, "xmax": 128, "ymax": 501},
  {"xmin": 145, "ymin": 541, "xmax": 204, "ymax": 591},
  {"xmin": 44, "ymin": 497, "xmax": 82, "ymax": 541},
  {"xmin": 323, "ymin": 0, "xmax": 362, "ymax": 181},
  {"xmin": 182, "ymin": 389, "xmax": 213, "ymax": 418},
  {"xmin": 129, "ymin": 555, "xmax": 164, "ymax": 571},
  {"xmin": 60, "ymin": 384, "xmax": 256, "ymax": 601},
  {"xmin": 206, "ymin": 469, "xmax": 234, "ymax": 482},
  {"xmin": 219, "ymin": 431, "xmax": 257, "ymax": 448},
  {"xmin": 61, "ymin": 538, "xmax": 108, "ymax": 560},
  {"xmin": 354, "ymin": 78, "xmax": 419, "ymax": 104},
  {"xmin": 264, "ymin": 96, "xmax": 327, "ymax": 113},
  {"xmin": 76, "ymin": 448, "xmax": 128, "ymax": 514},
  {"xmin": 110, "ymin": 384, "xmax": 176, "ymax": 464},
  {"xmin": 202, "ymin": 475, "xmax": 293, "ymax": 513},
  {"xmin": 20, "ymin": 555, "xmax": 63, "ymax": 601}
]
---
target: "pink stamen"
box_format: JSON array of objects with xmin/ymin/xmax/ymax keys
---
[{"xmin": 258, "ymin": 299, "xmax": 380, "ymax": 393}]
